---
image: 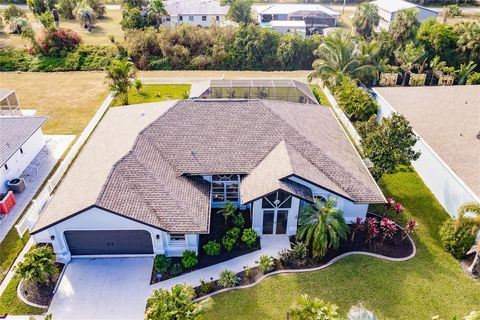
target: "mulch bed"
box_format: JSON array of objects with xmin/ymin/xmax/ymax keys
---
[
  {"xmin": 18, "ymin": 263, "xmax": 64, "ymax": 307},
  {"xmin": 193, "ymin": 217, "xmax": 415, "ymax": 299},
  {"xmin": 151, "ymin": 209, "xmax": 260, "ymax": 284}
]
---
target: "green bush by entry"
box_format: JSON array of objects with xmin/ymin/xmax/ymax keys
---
[
  {"xmin": 233, "ymin": 214, "xmax": 245, "ymax": 229},
  {"xmin": 153, "ymin": 254, "xmax": 171, "ymax": 274},
  {"xmin": 222, "ymin": 235, "xmax": 236, "ymax": 252},
  {"xmin": 203, "ymin": 240, "xmax": 221, "ymax": 256},
  {"xmin": 218, "ymin": 270, "xmax": 238, "ymax": 288},
  {"xmin": 439, "ymin": 219, "xmax": 475, "ymax": 259},
  {"xmin": 170, "ymin": 263, "xmax": 182, "ymax": 276},
  {"xmin": 199, "ymin": 279, "xmax": 213, "ymax": 294},
  {"xmin": 226, "ymin": 227, "xmax": 241, "ymax": 241},
  {"xmin": 241, "ymin": 228, "xmax": 257, "ymax": 248},
  {"xmin": 181, "ymin": 250, "xmax": 198, "ymax": 270},
  {"xmin": 258, "ymin": 255, "xmax": 275, "ymax": 274}
]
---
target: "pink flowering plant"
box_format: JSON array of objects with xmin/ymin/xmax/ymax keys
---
[
  {"xmin": 34, "ymin": 28, "xmax": 81, "ymax": 56},
  {"xmin": 379, "ymin": 217, "xmax": 398, "ymax": 243},
  {"xmin": 365, "ymin": 217, "xmax": 379, "ymax": 245},
  {"xmin": 350, "ymin": 217, "xmax": 365, "ymax": 242},
  {"xmin": 402, "ymin": 220, "xmax": 418, "ymax": 240}
]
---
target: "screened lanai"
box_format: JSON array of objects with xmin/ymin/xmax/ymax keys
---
[
  {"xmin": 0, "ymin": 89, "xmax": 21, "ymax": 116},
  {"xmin": 189, "ymin": 79, "xmax": 318, "ymax": 105}
]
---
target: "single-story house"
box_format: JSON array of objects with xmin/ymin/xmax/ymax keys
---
[
  {"xmin": 371, "ymin": 0, "xmax": 438, "ymax": 31},
  {"xmin": 189, "ymin": 79, "xmax": 318, "ymax": 105},
  {"xmin": 374, "ymin": 86, "xmax": 480, "ymax": 217},
  {"xmin": 0, "ymin": 116, "xmax": 48, "ymax": 193},
  {"xmin": 254, "ymin": 4, "xmax": 339, "ymax": 35},
  {"xmin": 163, "ymin": 0, "xmax": 228, "ymax": 27},
  {"xmin": 31, "ymin": 99, "xmax": 385, "ymax": 263},
  {"xmin": 0, "ymin": 89, "xmax": 22, "ymax": 116}
]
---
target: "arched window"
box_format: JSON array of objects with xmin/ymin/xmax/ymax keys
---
[{"xmin": 262, "ymin": 190, "xmax": 292, "ymax": 209}]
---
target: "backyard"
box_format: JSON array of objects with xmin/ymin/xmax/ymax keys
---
[{"xmin": 202, "ymin": 169, "xmax": 480, "ymax": 319}]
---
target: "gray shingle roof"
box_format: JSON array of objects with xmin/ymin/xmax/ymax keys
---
[
  {"xmin": 33, "ymin": 99, "xmax": 385, "ymax": 234},
  {"xmin": 0, "ymin": 116, "xmax": 47, "ymax": 166},
  {"xmin": 165, "ymin": 0, "xmax": 228, "ymax": 16}
]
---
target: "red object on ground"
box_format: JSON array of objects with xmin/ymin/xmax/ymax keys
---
[{"xmin": 0, "ymin": 191, "xmax": 16, "ymax": 214}]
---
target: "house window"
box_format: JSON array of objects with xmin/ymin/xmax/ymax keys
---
[
  {"xmin": 262, "ymin": 191, "xmax": 292, "ymax": 209},
  {"xmin": 189, "ymin": 16, "xmax": 194, "ymax": 21},
  {"xmin": 179, "ymin": 15, "xmax": 183, "ymax": 21},
  {"xmin": 20, "ymin": 147, "xmax": 23, "ymax": 154},
  {"xmin": 202, "ymin": 16, "xmax": 207, "ymax": 21},
  {"xmin": 169, "ymin": 234, "xmax": 186, "ymax": 244},
  {"xmin": 216, "ymin": 15, "xmax": 220, "ymax": 21},
  {"xmin": 211, "ymin": 175, "xmax": 240, "ymax": 204},
  {"xmin": 3, "ymin": 164, "xmax": 8, "ymax": 171},
  {"xmin": 166, "ymin": 17, "xmax": 171, "ymax": 22}
]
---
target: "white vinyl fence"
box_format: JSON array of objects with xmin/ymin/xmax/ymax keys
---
[
  {"xmin": 15, "ymin": 93, "xmax": 115, "ymax": 237},
  {"xmin": 320, "ymin": 82, "xmax": 363, "ymax": 148}
]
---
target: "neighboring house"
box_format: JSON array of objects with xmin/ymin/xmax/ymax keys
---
[
  {"xmin": 189, "ymin": 79, "xmax": 318, "ymax": 104},
  {"xmin": 0, "ymin": 116, "xmax": 48, "ymax": 193},
  {"xmin": 254, "ymin": 4, "xmax": 339, "ymax": 35},
  {"xmin": 31, "ymin": 99, "xmax": 385, "ymax": 263},
  {"xmin": 371, "ymin": 0, "xmax": 438, "ymax": 31},
  {"xmin": 0, "ymin": 89, "xmax": 22, "ymax": 116},
  {"xmin": 163, "ymin": 0, "xmax": 228, "ymax": 27},
  {"xmin": 374, "ymin": 86, "xmax": 480, "ymax": 217}
]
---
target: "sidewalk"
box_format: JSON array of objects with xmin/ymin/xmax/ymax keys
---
[{"xmin": 152, "ymin": 235, "xmax": 291, "ymax": 290}]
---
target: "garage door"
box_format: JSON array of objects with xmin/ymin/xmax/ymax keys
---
[{"xmin": 64, "ymin": 230, "xmax": 154, "ymax": 255}]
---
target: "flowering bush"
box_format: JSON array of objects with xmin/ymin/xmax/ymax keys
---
[
  {"xmin": 379, "ymin": 217, "xmax": 398, "ymax": 242},
  {"xmin": 350, "ymin": 217, "xmax": 365, "ymax": 242},
  {"xmin": 35, "ymin": 28, "xmax": 81, "ymax": 56},
  {"xmin": 365, "ymin": 218, "xmax": 379, "ymax": 245},
  {"xmin": 403, "ymin": 220, "xmax": 418, "ymax": 240},
  {"xmin": 386, "ymin": 197, "xmax": 395, "ymax": 209}
]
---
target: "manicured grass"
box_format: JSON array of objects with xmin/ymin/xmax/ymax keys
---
[
  {"xmin": 0, "ymin": 230, "xmax": 29, "ymax": 283},
  {"xmin": 0, "ymin": 276, "xmax": 45, "ymax": 316},
  {"xmin": 203, "ymin": 170, "xmax": 480, "ymax": 319},
  {"xmin": 0, "ymin": 72, "xmax": 108, "ymax": 135},
  {"xmin": 110, "ymin": 84, "xmax": 191, "ymax": 106}
]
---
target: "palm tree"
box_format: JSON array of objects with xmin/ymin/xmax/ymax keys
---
[
  {"xmin": 390, "ymin": 8, "xmax": 419, "ymax": 46},
  {"xmin": 105, "ymin": 59, "xmax": 137, "ymax": 105},
  {"xmin": 454, "ymin": 22, "xmax": 480, "ymax": 64},
  {"xmin": 310, "ymin": 30, "xmax": 378, "ymax": 87},
  {"xmin": 456, "ymin": 61, "xmax": 477, "ymax": 85},
  {"xmin": 148, "ymin": 0, "xmax": 166, "ymax": 27},
  {"xmin": 456, "ymin": 202, "xmax": 480, "ymax": 275},
  {"xmin": 352, "ymin": 2, "xmax": 380, "ymax": 38},
  {"xmin": 394, "ymin": 43, "xmax": 425, "ymax": 86},
  {"xmin": 145, "ymin": 284, "xmax": 211, "ymax": 320},
  {"xmin": 218, "ymin": 201, "xmax": 237, "ymax": 225},
  {"xmin": 15, "ymin": 246, "xmax": 58, "ymax": 285},
  {"xmin": 297, "ymin": 198, "xmax": 349, "ymax": 259},
  {"xmin": 287, "ymin": 294, "xmax": 339, "ymax": 320}
]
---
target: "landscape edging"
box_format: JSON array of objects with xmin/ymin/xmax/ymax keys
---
[
  {"xmin": 194, "ymin": 232, "xmax": 416, "ymax": 302},
  {"xmin": 16, "ymin": 279, "xmax": 48, "ymax": 309}
]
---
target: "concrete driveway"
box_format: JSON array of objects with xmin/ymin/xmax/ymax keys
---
[{"xmin": 49, "ymin": 258, "xmax": 153, "ymax": 320}]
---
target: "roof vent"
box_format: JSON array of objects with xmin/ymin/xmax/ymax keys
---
[{"xmin": 476, "ymin": 130, "xmax": 480, "ymax": 140}]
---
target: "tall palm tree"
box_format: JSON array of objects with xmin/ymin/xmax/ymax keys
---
[
  {"xmin": 218, "ymin": 201, "xmax": 237, "ymax": 225},
  {"xmin": 457, "ymin": 202, "xmax": 480, "ymax": 275},
  {"xmin": 394, "ymin": 43, "xmax": 425, "ymax": 86},
  {"xmin": 297, "ymin": 198, "xmax": 349, "ymax": 259},
  {"xmin": 310, "ymin": 30, "xmax": 378, "ymax": 87},
  {"xmin": 454, "ymin": 22, "xmax": 480, "ymax": 65},
  {"xmin": 456, "ymin": 61, "xmax": 477, "ymax": 85},
  {"xmin": 390, "ymin": 8, "xmax": 419, "ymax": 46},
  {"xmin": 148, "ymin": 0, "xmax": 166, "ymax": 27},
  {"xmin": 15, "ymin": 246, "xmax": 58, "ymax": 285},
  {"xmin": 287, "ymin": 294, "xmax": 339, "ymax": 320},
  {"xmin": 105, "ymin": 59, "xmax": 137, "ymax": 105},
  {"xmin": 352, "ymin": 2, "xmax": 380, "ymax": 38}
]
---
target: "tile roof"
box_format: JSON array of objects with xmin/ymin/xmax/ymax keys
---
[
  {"xmin": 33, "ymin": 99, "xmax": 384, "ymax": 234},
  {"xmin": 0, "ymin": 116, "xmax": 47, "ymax": 166},
  {"xmin": 375, "ymin": 85, "xmax": 480, "ymax": 198}
]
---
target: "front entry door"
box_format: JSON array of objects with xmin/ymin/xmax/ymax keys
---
[{"xmin": 262, "ymin": 209, "xmax": 288, "ymax": 235}]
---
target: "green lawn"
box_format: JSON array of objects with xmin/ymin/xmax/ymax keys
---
[
  {"xmin": 203, "ymin": 170, "xmax": 480, "ymax": 319},
  {"xmin": 0, "ymin": 230, "xmax": 29, "ymax": 283},
  {"xmin": 0, "ymin": 276, "xmax": 45, "ymax": 316},
  {"xmin": 111, "ymin": 84, "xmax": 191, "ymax": 106}
]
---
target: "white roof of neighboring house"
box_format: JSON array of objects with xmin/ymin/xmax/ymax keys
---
[
  {"xmin": 371, "ymin": 0, "xmax": 436, "ymax": 13},
  {"xmin": 253, "ymin": 4, "xmax": 339, "ymax": 17},
  {"xmin": 270, "ymin": 20, "xmax": 306, "ymax": 27},
  {"xmin": 165, "ymin": 0, "xmax": 228, "ymax": 16}
]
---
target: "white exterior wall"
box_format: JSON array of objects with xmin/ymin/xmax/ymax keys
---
[
  {"xmin": 1, "ymin": 129, "xmax": 46, "ymax": 192},
  {"xmin": 376, "ymin": 7, "xmax": 437, "ymax": 31},
  {"xmin": 288, "ymin": 176, "xmax": 369, "ymax": 222},
  {"xmin": 271, "ymin": 25, "xmax": 306, "ymax": 36},
  {"xmin": 375, "ymin": 90, "xmax": 479, "ymax": 217},
  {"xmin": 251, "ymin": 196, "xmax": 300, "ymax": 236},
  {"xmin": 32, "ymin": 207, "xmax": 199, "ymax": 263},
  {"xmin": 165, "ymin": 14, "xmax": 225, "ymax": 27}
]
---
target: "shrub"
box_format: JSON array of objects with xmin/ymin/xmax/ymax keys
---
[
  {"xmin": 170, "ymin": 263, "xmax": 182, "ymax": 276},
  {"xmin": 9, "ymin": 16, "xmax": 30, "ymax": 34},
  {"xmin": 120, "ymin": 6, "xmax": 151, "ymax": 30},
  {"xmin": 439, "ymin": 220, "xmax": 475, "ymax": 259},
  {"xmin": 153, "ymin": 254, "xmax": 171, "ymax": 274},
  {"xmin": 233, "ymin": 214, "xmax": 245, "ymax": 229},
  {"xmin": 243, "ymin": 266, "xmax": 253, "ymax": 279},
  {"xmin": 241, "ymin": 228, "xmax": 257, "ymax": 248},
  {"xmin": 27, "ymin": 0, "xmax": 54, "ymax": 16},
  {"xmin": 467, "ymin": 72, "xmax": 480, "ymax": 85},
  {"xmin": 218, "ymin": 201, "xmax": 237, "ymax": 225},
  {"xmin": 226, "ymin": 227, "xmax": 241, "ymax": 240},
  {"xmin": 35, "ymin": 28, "xmax": 81, "ymax": 56},
  {"xmin": 287, "ymin": 294, "xmax": 339, "ymax": 320},
  {"xmin": 222, "ymin": 234, "xmax": 237, "ymax": 251},
  {"xmin": 38, "ymin": 11, "xmax": 54, "ymax": 29},
  {"xmin": 3, "ymin": 4, "xmax": 26, "ymax": 21},
  {"xmin": 447, "ymin": 4, "xmax": 462, "ymax": 17},
  {"xmin": 279, "ymin": 242, "xmax": 307, "ymax": 267},
  {"xmin": 199, "ymin": 279, "xmax": 213, "ymax": 294},
  {"xmin": 258, "ymin": 255, "xmax": 274, "ymax": 274},
  {"xmin": 83, "ymin": 0, "xmax": 106, "ymax": 18},
  {"xmin": 379, "ymin": 217, "xmax": 397, "ymax": 242},
  {"xmin": 218, "ymin": 270, "xmax": 238, "ymax": 288},
  {"xmin": 15, "ymin": 246, "xmax": 59, "ymax": 284},
  {"xmin": 203, "ymin": 240, "xmax": 221, "ymax": 256},
  {"xmin": 57, "ymin": 0, "xmax": 77, "ymax": 19},
  {"xmin": 181, "ymin": 250, "xmax": 198, "ymax": 269},
  {"xmin": 0, "ymin": 16, "xmax": 4, "ymax": 32},
  {"xmin": 335, "ymin": 77, "xmax": 378, "ymax": 122}
]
